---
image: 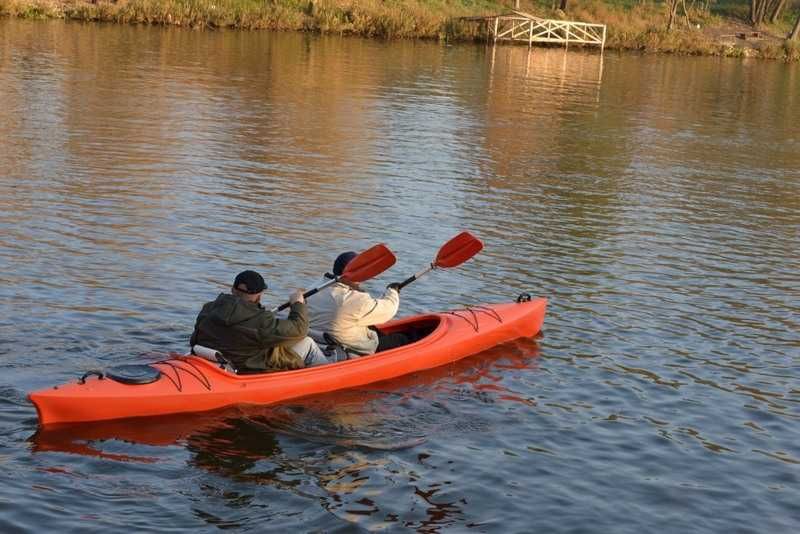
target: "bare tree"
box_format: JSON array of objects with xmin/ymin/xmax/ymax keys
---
[
  {"xmin": 751, "ymin": 0, "xmax": 766, "ymax": 24},
  {"xmin": 667, "ymin": 0, "xmax": 692, "ymax": 30},
  {"xmin": 791, "ymin": 12, "xmax": 800, "ymax": 40},
  {"xmin": 751, "ymin": 0, "xmax": 789, "ymax": 25},
  {"xmin": 768, "ymin": 0, "xmax": 787, "ymax": 23},
  {"xmin": 667, "ymin": 0, "xmax": 680, "ymax": 30}
]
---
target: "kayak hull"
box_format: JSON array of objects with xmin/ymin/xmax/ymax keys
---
[{"xmin": 29, "ymin": 299, "xmax": 546, "ymax": 426}]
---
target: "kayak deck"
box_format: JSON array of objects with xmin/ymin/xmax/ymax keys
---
[{"xmin": 29, "ymin": 299, "xmax": 547, "ymax": 426}]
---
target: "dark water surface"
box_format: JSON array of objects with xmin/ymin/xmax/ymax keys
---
[{"xmin": 1, "ymin": 19, "xmax": 799, "ymax": 532}]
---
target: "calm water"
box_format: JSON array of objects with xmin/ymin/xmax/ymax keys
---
[{"xmin": 1, "ymin": 19, "xmax": 799, "ymax": 533}]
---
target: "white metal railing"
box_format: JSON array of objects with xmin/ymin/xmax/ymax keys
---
[{"xmin": 485, "ymin": 12, "xmax": 606, "ymax": 50}]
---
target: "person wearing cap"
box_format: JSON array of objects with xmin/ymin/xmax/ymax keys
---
[
  {"xmin": 190, "ymin": 270, "xmax": 330, "ymax": 372},
  {"xmin": 307, "ymin": 251, "xmax": 407, "ymax": 356}
]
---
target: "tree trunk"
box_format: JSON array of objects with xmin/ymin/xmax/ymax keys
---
[
  {"xmin": 681, "ymin": 0, "xmax": 691, "ymax": 27},
  {"xmin": 759, "ymin": 0, "xmax": 769, "ymax": 23},
  {"xmin": 667, "ymin": 0, "xmax": 679, "ymax": 30},
  {"xmin": 559, "ymin": 0, "xmax": 568, "ymax": 11},
  {"xmin": 751, "ymin": 0, "xmax": 768, "ymax": 25},
  {"xmin": 756, "ymin": 0, "xmax": 766, "ymax": 24},
  {"xmin": 790, "ymin": 13, "xmax": 800, "ymax": 40},
  {"xmin": 768, "ymin": 0, "xmax": 786, "ymax": 23}
]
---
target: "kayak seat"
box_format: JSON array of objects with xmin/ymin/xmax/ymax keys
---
[
  {"xmin": 373, "ymin": 318, "xmax": 440, "ymax": 353},
  {"xmin": 192, "ymin": 344, "xmax": 235, "ymax": 372},
  {"xmin": 308, "ymin": 328, "xmax": 327, "ymax": 345},
  {"xmin": 320, "ymin": 332, "xmax": 363, "ymax": 361}
]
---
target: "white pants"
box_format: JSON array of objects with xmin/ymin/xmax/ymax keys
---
[{"xmin": 291, "ymin": 337, "xmax": 330, "ymax": 367}]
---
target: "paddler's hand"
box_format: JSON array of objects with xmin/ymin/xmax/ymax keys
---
[
  {"xmin": 387, "ymin": 283, "xmax": 402, "ymax": 293},
  {"xmin": 289, "ymin": 289, "xmax": 305, "ymax": 304}
]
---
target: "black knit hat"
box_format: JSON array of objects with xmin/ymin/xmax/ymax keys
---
[
  {"xmin": 332, "ymin": 251, "xmax": 357, "ymax": 277},
  {"xmin": 233, "ymin": 270, "xmax": 267, "ymax": 294}
]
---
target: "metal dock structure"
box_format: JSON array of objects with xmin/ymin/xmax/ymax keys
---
[{"xmin": 462, "ymin": 10, "xmax": 607, "ymax": 50}]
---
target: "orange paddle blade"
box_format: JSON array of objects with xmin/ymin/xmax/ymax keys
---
[
  {"xmin": 342, "ymin": 243, "xmax": 397, "ymax": 282},
  {"xmin": 434, "ymin": 231, "xmax": 484, "ymax": 268}
]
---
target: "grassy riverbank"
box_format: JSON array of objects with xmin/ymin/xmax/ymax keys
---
[{"xmin": 2, "ymin": 0, "xmax": 799, "ymax": 60}]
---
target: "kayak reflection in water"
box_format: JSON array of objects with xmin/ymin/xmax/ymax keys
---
[
  {"xmin": 308, "ymin": 251, "xmax": 409, "ymax": 357},
  {"xmin": 190, "ymin": 270, "xmax": 331, "ymax": 373}
]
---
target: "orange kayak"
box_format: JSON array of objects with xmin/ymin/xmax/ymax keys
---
[{"xmin": 29, "ymin": 298, "xmax": 547, "ymax": 426}]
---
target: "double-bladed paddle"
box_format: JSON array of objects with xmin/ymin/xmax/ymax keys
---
[
  {"xmin": 272, "ymin": 243, "xmax": 397, "ymax": 312},
  {"xmin": 396, "ymin": 231, "xmax": 484, "ymax": 291}
]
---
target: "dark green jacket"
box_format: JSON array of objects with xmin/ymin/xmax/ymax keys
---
[{"xmin": 189, "ymin": 293, "xmax": 309, "ymax": 372}]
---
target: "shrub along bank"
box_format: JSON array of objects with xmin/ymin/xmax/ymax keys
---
[{"xmin": 1, "ymin": 0, "xmax": 799, "ymax": 61}]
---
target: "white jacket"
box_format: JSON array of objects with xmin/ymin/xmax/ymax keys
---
[{"xmin": 308, "ymin": 279, "xmax": 400, "ymax": 355}]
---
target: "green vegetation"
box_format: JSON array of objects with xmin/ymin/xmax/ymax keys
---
[
  {"xmin": 1, "ymin": 0, "xmax": 799, "ymax": 60},
  {"xmin": 0, "ymin": 0, "xmax": 494, "ymax": 35}
]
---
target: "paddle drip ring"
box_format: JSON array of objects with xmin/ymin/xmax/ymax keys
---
[{"xmin": 516, "ymin": 293, "xmax": 532, "ymax": 303}]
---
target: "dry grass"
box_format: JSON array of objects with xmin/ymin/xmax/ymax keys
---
[
  {"xmin": 0, "ymin": 0, "xmax": 499, "ymax": 35},
  {"xmin": 1, "ymin": 0, "xmax": 798, "ymax": 60},
  {"xmin": 1, "ymin": 0, "xmax": 64, "ymax": 17}
]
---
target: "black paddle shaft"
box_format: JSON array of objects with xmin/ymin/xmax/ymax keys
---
[
  {"xmin": 397, "ymin": 265, "xmax": 434, "ymax": 291},
  {"xmin": 273, "ymin": 281, "xmax": 333, "ymax": 312}
]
